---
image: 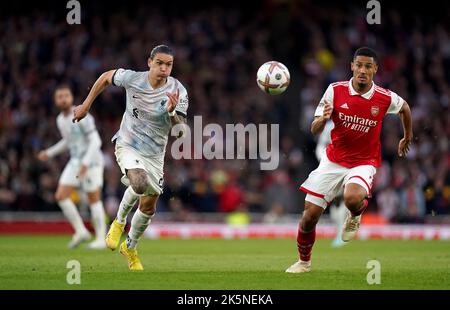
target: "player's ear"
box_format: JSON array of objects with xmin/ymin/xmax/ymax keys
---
[
  {"xmin": 147, "ymin": 57, "xmax": 152, "ymax": 69},
  {"xmin": 350, "ymin": 61, "xmax": 355, "ymax": 72},
  {"xmin": 373, "ymin": 63, "xmax": 378, "ymax": 74}
]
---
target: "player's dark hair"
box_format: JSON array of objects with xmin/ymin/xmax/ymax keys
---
[
  {"xmin": 353, "ymin": 47, "xmax": 378, "ymax": 64},
  {"xmin": 150, "ymin": 45, "xmax": 174, "ymax": 59},
  {"xmin": 54, "ymin": 84, "xmax": 72, "ymax": 94}
]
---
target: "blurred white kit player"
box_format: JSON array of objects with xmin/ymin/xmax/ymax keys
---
[
  {"xmin": 38, "ymin": 85, "xmax": 106, "ymax": 249},
  {"xmin": 315, "ymin": 121, "xmax": 347, "ymax": 248}
]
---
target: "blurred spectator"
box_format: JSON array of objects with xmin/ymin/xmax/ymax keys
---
[
  {"xmin": 376, "ymin": 185, "xmax": 400, "ymax": 222},
  {"xmin": 263, "ymin": 170, "xmax": 298, "ymax": 216},
  {"xmin": 398, "ymin": 181, "xmax": 426, "ymax": 223}
]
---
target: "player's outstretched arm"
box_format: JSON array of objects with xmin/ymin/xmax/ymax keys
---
[
  {"xmin": 311, "ymin": 101, "xmax": 333, "ymax": 135},
  {"xmin": 37, "ymin": 139, "xmax": 68, "ymax": 161},
  {"xmin": 398, "ymin": 101, "xmax": 413, "ymax": 157},
  {"xmin": 72, "ymin": 70, "xmax": 116, "ymax": 123}
]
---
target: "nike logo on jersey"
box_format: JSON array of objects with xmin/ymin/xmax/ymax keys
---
[
  {"xmin": 132, "ymin": 95, "xmax": 140, "ymax": 99},
  {"xmin": 340, "ymin": 103, "xmax": 349, "ymax": 109}
]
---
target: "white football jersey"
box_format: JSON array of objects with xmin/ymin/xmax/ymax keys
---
[
  {"xmin": 315, "ymin": 120, "xmax": 334, "ymax": 161},
  {"xmin": 111, "ymin": 69, "xmax": 189, "ymax": 158},
  {"xmin": 56, "ymin": 109, "xmax": 103, "ymax": 166}
]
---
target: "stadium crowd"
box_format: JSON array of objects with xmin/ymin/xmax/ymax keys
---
[{"xmin": 0, "ymin": 1, "xmax": 448, "ymax": 223}]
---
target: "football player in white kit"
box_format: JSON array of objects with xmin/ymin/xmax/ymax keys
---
[
  {"xmin": 72, "ymin": 45, "xmax": 189, "ymax": 270},
  {"xmin": 315, "ymin": 121, "xmax": 347, "ymax": 248},
  {"xmin": 38, "ymin": 85, "xmax": 107, "ymax": 249}
]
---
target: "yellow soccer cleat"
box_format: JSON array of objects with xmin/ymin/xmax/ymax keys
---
[
  {"xmin": 105, "ymin": 219, "xmax": 125, "ymax": 251},
  {"xmin": 119, "ymin": 241, "xmax": 144, "ymax": 271}
]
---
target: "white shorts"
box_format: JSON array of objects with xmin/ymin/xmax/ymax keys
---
[
  {"xmin": 114, "ymin": 144, "xmax": 164, "ymax": 196},
  {"xmin": 300, "ymin": 153, "xmax": 376, "ymax": 209},
  {"xmin": 59, "ymin": 159, "xmax": 104, "ymax": 192}
]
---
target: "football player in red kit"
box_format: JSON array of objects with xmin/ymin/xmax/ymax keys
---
[{"xmin": 286, "ymin": 47, "xmax": 413, "ymax": 273}]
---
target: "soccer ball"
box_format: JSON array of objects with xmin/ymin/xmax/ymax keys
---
[{"xmin": 256, "ymin": 61, "xmax": 290, "ymax": 95}]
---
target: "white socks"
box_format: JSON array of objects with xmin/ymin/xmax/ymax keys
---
[
  {"xmin": 117, "ymin": 186, "xmax": 139, "ymax": 225},
  {"xmin": 58, "ymin": 198, "xmax": 89, "ymax": 235},
  {"xmin": 126, "ymin": 209, "xmax": 153, "ymax": 249},
  {"xmin": 90, "ymin": 201, "xmax": 106, "ymax": 241},
  {"xmin": 59, "ymin": 197, "xmax": 107, "ymax": 243}
]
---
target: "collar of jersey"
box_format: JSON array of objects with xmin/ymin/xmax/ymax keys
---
[
  {"xmin": 348, "ymin": 77, "xmax": 375, "ymax": 99},
  {"xmin": 146, "ymin": 73, "xmax": 170, "ymax": 91},
  {"xmin": 61, "ymin": 106, "xmax": 75, "ymax": 118}
]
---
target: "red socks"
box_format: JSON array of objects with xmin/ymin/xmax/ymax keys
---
[{"xmin": 296, "ymin": 228, "xmax": 316, "ymax": 262}]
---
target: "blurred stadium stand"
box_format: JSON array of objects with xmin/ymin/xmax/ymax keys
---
[{"xmin": 0, "ymin": 0, "xmax": 449, "ymax": 229}]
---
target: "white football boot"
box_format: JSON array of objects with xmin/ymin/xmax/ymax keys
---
[
  {"xmin": 87, "ymin": 238, "xmax": 107, "ymax": 250},
  {"xmin": 341, "ymin": 212, "xmax": 361, "ymax": 242},
  {"xmin": 285, "ymin": 261, "xmax": 311, "ymax": 273},
  {"xmin": 342, "ymin": 199, "xmax": 368, "ymax": 242},
  {"xmin": 68, "ymin": 231, "xmax": 92, "ymax": 249}
]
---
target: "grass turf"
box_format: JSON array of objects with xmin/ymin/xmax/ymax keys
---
[{"xmin": 0, "ymin": 235, "xmax": 449, "ymax": 290}]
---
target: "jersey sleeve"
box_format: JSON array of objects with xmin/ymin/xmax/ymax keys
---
[
  {"xmin": 386, "ymin": 90, "xmax": 405, "ymax": 114},
  {"xmin": 112, "ymin": 68, "xmax": 135, "ymax": 88},
  {"xmin": 175, "ymin": 83, "xmax": 189, "ymax": 118},
  {"xmin": 56, "ymin": 117, "xmax": 63, "ymax": 135},
  {"xmin": 314, "ymin": 84, "xmax": 334, "ymax": 117},
  {"xmin": 79, "ymin": 114, "xmax": 97, "ymax": 135}
]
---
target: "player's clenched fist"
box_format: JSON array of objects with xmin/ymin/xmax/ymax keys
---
[
  {"xmin": 322, "ymin": 100, "xmax": 333, "ymax": 120},
  {"xmin": 72, "ymin": 104, "xmax": 89, "ymax": 123}
]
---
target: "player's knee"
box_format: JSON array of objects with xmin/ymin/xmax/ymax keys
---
[
  {"xmin": 300, "ymin": 211, "xmax": 320, "ymax": 231},
  {"xmin": 344, "ymin": 193, "xmax": 364, "ymax": 210},
  {"xmin": 87, "ymin": 191, "xmax": 101, "ymax": 204},
  {"xmin": 139, "ymin": 202, "xmax": 156, "ymax": 216},
  {"xmin": 54, "ymin": 191, "xmax": 67, "ymax": 202}
]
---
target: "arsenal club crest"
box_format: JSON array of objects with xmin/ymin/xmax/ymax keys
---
[{"xmin": 371, "ymin": 106, "xmax": 379, "ymax": 117}]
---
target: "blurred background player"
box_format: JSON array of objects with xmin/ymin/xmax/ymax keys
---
[
  {"xmin": 286, "ymin": 47, "xmax": 413, "ymax": 273},
  {"xmin": 72, "ymin": 45, "xmax": 189, "ymax": 270},
  {"xmin": 37, "ymin": 85, "xmax": 106, "ymax": 249},
  {"xmin": 315, "ymin": 120, "xmax": 347, "ymax": 248}
]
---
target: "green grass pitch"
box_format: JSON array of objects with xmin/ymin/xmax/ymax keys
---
[{"xmin": 0, "ymin": 235, "xmax": 449, "ymax": 290}]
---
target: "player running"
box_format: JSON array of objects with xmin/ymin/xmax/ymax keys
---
[
  {"xmin": 72, "ymin": 45, "xmax": 188, "ymax": 271},
  {"xmin": 37, "ymin": 85, "xmax": 106, "ymax": 249},
  {"xmin": 286, "ymin": 47, "xmax": 413, "ymax": 273}
]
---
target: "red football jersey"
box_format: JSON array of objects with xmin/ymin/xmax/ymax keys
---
[{"xmin": 314, "ymin": 78, "xmax": 404, "ymax": 168}]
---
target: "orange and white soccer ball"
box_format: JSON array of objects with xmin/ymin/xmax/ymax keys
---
[{"xmin": 256, "ymin": 61, "xmax": 290, "ymax": 95}]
